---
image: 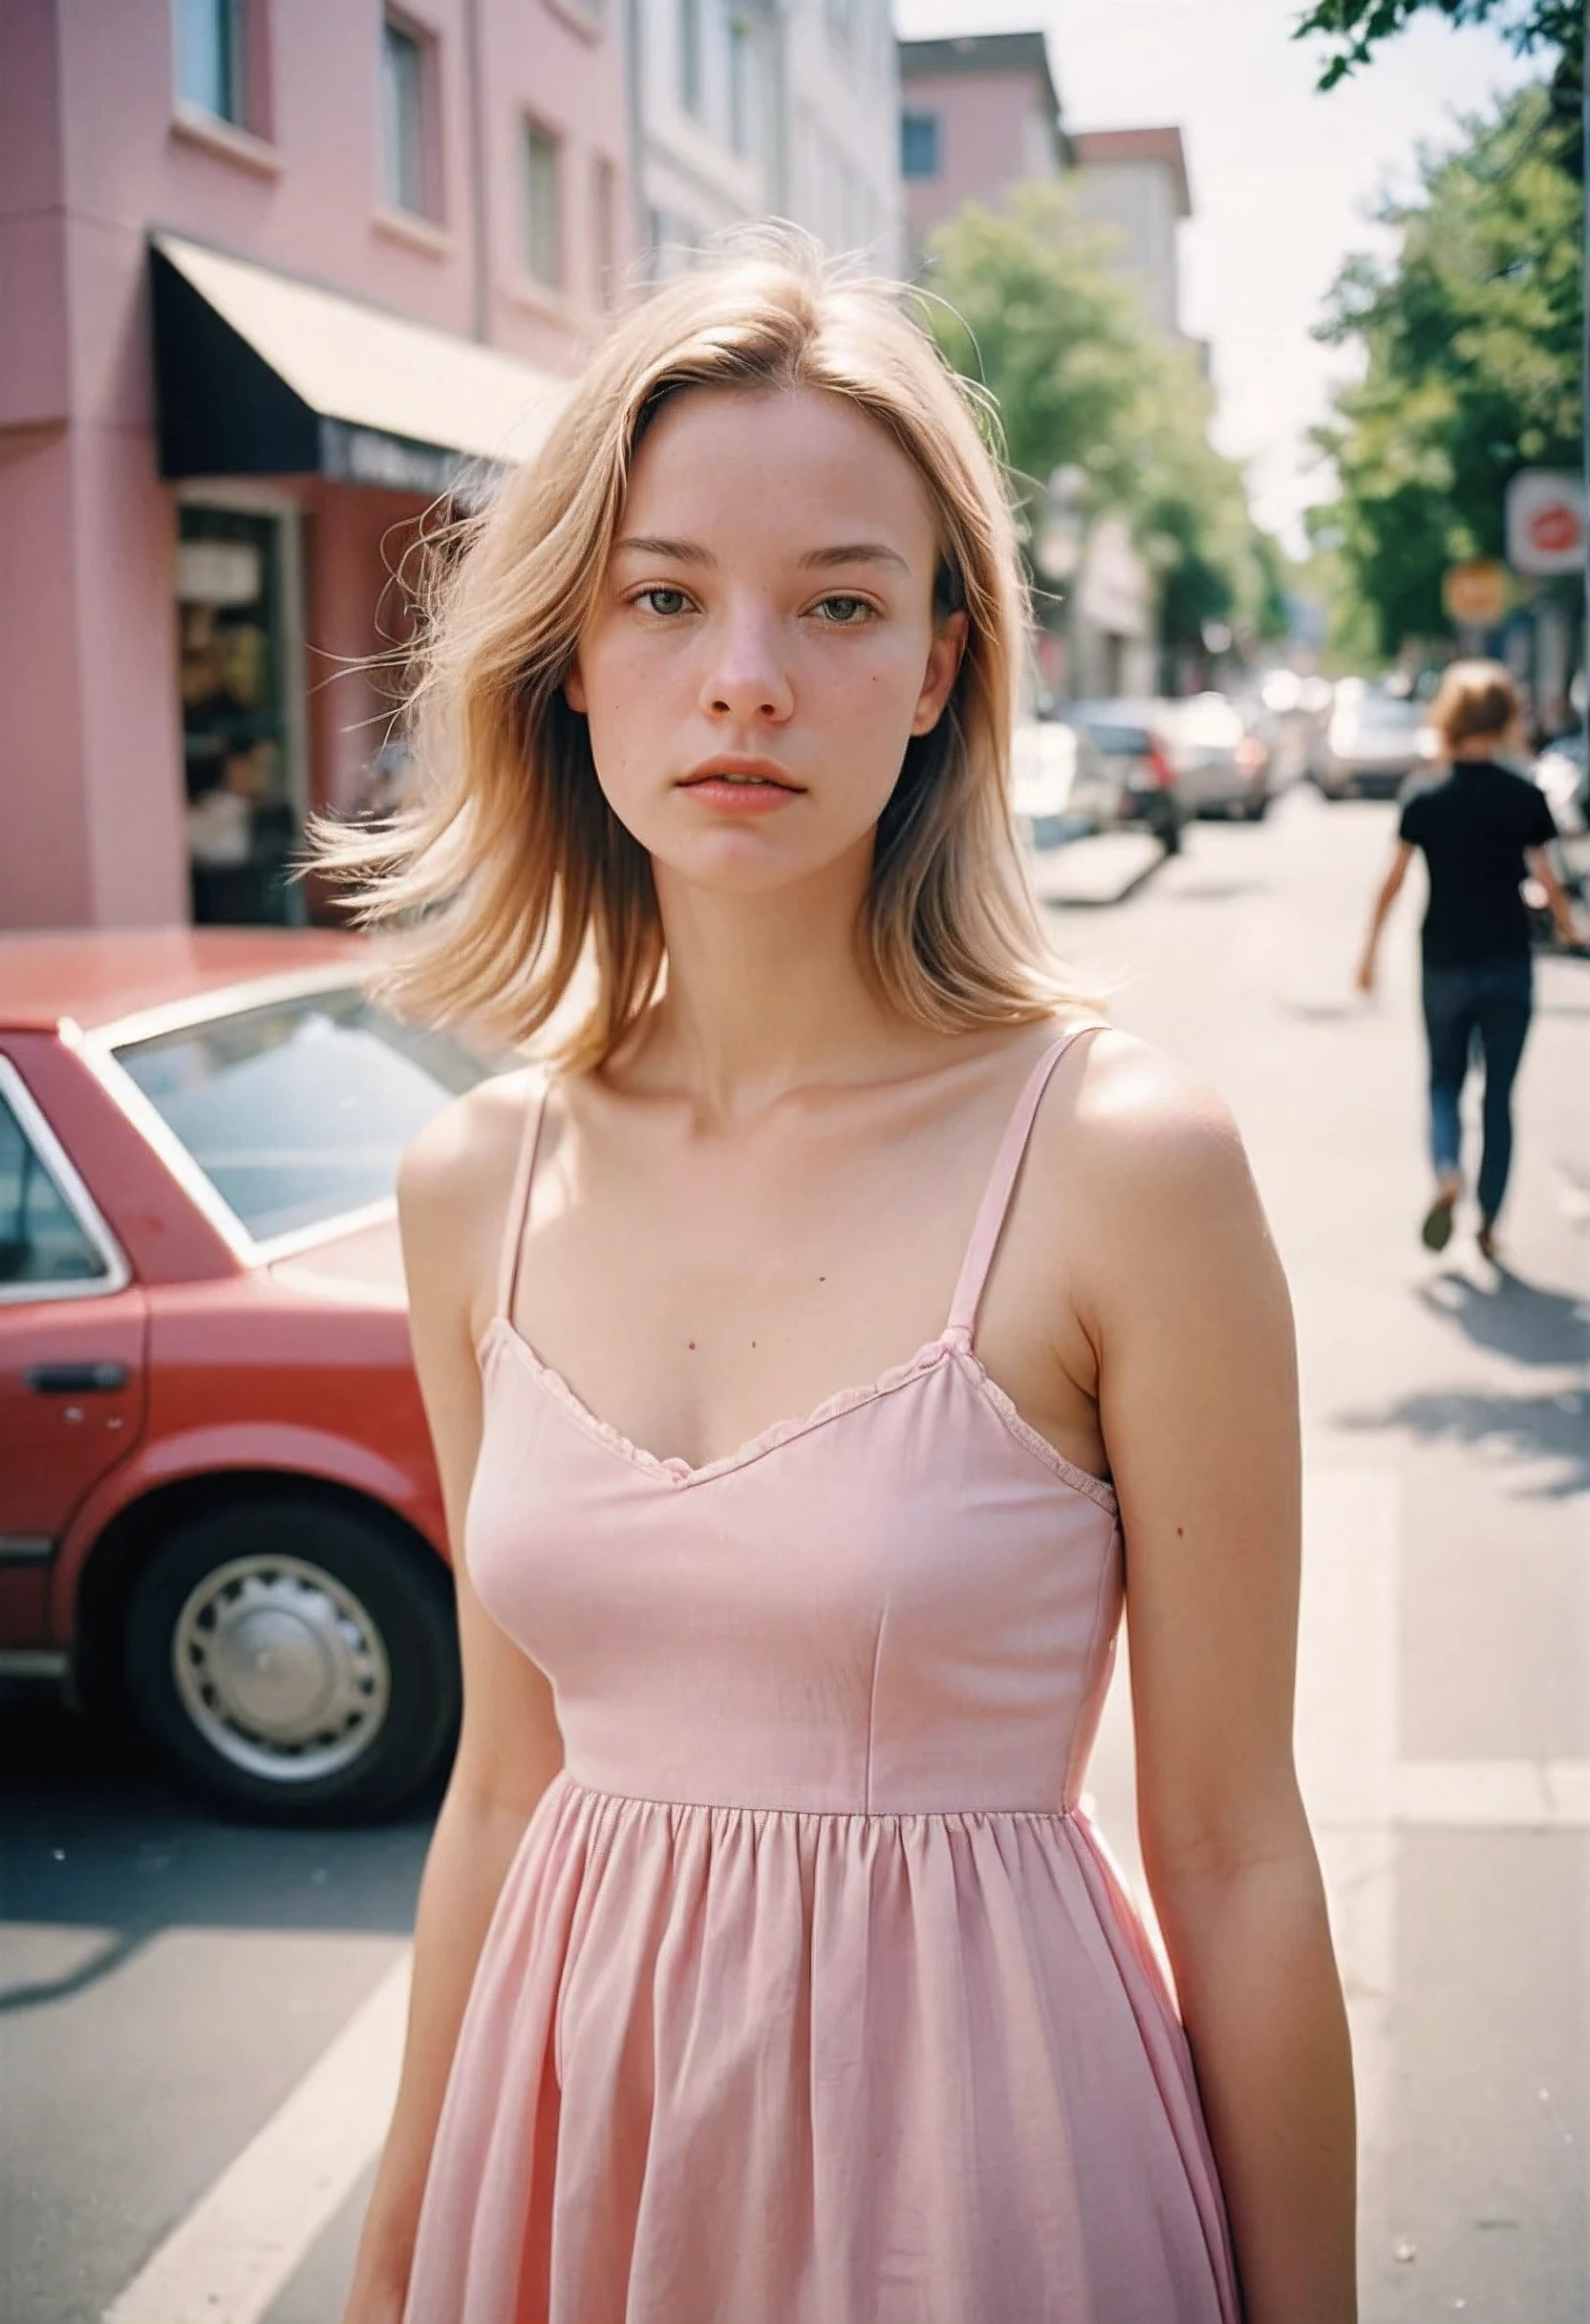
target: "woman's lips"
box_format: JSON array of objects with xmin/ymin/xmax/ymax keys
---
[
  {"xmin": 677, "ymin": 764, "xmax": 802, "ymax": 813},
  {"xmin": 680, "ymin": 777, "xmax": 798, "ymax": 812}
]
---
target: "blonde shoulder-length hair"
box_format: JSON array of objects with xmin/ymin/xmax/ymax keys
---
[{"xmin": 316, "ymin": 229, "xmax": 1091, "ymax": 1068}]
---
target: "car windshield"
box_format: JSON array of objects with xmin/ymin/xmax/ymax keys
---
[
  {"xmin": 1082, "ymin": 722, "xmax": 1151, "ymax": 756},
  {"xmin": 114, "ymin": 987, "xmax": 507, "ymax": 1242},
  {"xmin": 1169, "ymin": 697, "xmax": 1243, "ymax": 746},
  {"xmin": 1343, "ymin": 692, "xmax": 1422, "ymax": 733}
]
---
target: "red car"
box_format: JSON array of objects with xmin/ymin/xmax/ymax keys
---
[{"xmin": 0, "ymin": 930, "xmax": 505, "ymax": 1818}]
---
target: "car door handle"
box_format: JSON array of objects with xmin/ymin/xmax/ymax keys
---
[{"xmin": 24, "ymin": 1362, "xmax": 129, "ymax": 1394}]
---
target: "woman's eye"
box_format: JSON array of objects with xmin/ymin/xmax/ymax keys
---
[
  {"xmin": 634, "ymin": 587, "xmax": 692, "ymax": 617},
  {"xmin": 813, "ymin": 595, "xmax": 876, "ymax": 626}
]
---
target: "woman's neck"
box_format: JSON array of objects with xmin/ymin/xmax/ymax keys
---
[{"xmin": 626, "ymin": 850, "xmax": 922, "ymax": 1121}]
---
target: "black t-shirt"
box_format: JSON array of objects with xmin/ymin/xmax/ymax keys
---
[{"xmin": 1398, "ymin": 760, "xmax": 1557, "ymax": 968}]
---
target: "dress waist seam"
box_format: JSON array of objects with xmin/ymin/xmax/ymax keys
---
[{"xmin": 553, "ymin": 1773, "xmax": 1079, "ymax": 1827}]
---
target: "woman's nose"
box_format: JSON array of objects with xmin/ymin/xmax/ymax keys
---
[{"xmin": 699, "ymin": 607, "xmax": 794, "ymax": 723}]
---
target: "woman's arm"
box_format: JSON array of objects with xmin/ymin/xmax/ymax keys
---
[
  {"xmin": 342, "ymin": 1087, "xmax": 565, "ymax": 2324},
  {"xmin": 1355, "ymin": 839, "xmax": 1414, "ymax": 991},
  {"xmin": 1074, "ymin": 1044, "xmax": 1357, "ymax": 2324}
]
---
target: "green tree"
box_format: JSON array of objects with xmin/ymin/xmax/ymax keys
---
[
  {"xmin": 1295, "ymin": 0, "xmax": 1581, "ymax": 167},
  {"xmin": 1309, "ymin": 81, "xmax": 1582, "ymax": 654},
  {"xmin": 922, "ymin": 184, "xmax": 1157, "ymax": 514},
  {"xmin": 923, "ymin": 186, "xmax": 1280, "ymax": 656}
]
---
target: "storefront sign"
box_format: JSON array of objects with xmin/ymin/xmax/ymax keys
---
[
  {"xmin": 1441, "ymin": 560, "xmax": 1508, "ymax": 627},
  {"xmin": 177, "ymin": 538, "xmax": 264, "ymax": 607},
  {"xmin": 318, "ymin": 419, "xmax": 465, "ymax": 496},
  {"xmin": 1505, "ymin": 469, "xmax": 1586, "ymax": 575}
]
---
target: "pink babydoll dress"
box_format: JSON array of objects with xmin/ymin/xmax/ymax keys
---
[{"xmin": 401, "ymin": 1023, "xmax": 1238, "ymax": 2323}]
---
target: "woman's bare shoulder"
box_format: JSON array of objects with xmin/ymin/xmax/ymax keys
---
[
  {"xmin": 1046, "ymin": 1024, "xmax": 1258, "ymax": 1239},
  {"xmin": 398, "ymin": 1065, "xmax": 544, "ymax": 1243}
]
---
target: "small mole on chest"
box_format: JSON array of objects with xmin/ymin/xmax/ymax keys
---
[{"xmin": 686, "ymin": 1276, "xmax": 828, "ymax": 1357}]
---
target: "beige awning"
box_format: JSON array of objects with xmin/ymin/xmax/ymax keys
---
[{"xmin": 151, "ymin": 232, "xmax": 567, "ymax": 487}]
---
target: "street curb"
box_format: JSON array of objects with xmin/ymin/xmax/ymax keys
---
[{"xmin": 1032, "ymin": 835, "xmax": 1171, "ymax": 912}]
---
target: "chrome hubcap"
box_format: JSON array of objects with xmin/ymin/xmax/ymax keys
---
[{"xmin": 172, "ymin": 1553, "xmax": 391, "ymax": 1783}]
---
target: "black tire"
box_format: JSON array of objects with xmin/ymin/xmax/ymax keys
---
[{"xmin": 124, "ymin": 1493, "xmax": 459, "ymax": 1822}]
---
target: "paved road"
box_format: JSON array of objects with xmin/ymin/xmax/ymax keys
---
[{"xmin": 3, "ymin": 783, "xmax": 1586, "ymax": 2324}]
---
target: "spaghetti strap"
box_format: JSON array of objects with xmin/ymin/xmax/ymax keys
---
[
  {"xmin": 495, "ymin": 1074, "xmax": 551, "ymax": 1323},
  {"xmin": 947, "ymin": 1022, "xmax": 1109, "ymax": 1341}
]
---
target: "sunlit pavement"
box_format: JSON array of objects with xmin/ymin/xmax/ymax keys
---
[{"xmin": 2, "ymin": 781, "xmax": 1584, "ymax": 2324}]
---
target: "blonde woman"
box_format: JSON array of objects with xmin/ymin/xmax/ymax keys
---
[
  {"xmin": 331, "ymin": 239, "xmax": 1355, "ymax": 2324},
  {"xmin": 1357, "ymin": 660, "xmax": 1580, "ymax": 1258}
]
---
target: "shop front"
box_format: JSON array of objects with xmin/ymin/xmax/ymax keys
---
[{"xmin": 149, "ymin": 235, "xmax": 563, "ymax": 926}]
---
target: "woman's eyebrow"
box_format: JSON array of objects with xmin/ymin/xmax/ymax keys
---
[
  {"xmin": 800, "ymin": 543, "xmax": 911, "ymax": 573},
  {"xmin": 612, "ymin": 535, "xmax": 715, "ymax": 565},
  {"xmin": 611, "ymin": 536, "xmax": 911, "ymax": 574}
]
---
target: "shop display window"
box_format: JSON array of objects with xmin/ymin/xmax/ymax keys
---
[{"xmin": 178, "ymin": 506, "xmax": 303, "ymax": 926}]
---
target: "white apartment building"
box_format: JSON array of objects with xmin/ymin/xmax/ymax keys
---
[
  {"xmin": 1069, "ymin": 127, "xmax": 1197, "ymax": 354},
  {"xmin": 630, "ymin": 0, "xmax": 901, "ymax": 269}
]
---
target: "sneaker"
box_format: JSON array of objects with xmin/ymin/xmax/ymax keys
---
[{"xmin": 1420, "ymin": 1186, "xmax": 1459, "ymax": 1251}]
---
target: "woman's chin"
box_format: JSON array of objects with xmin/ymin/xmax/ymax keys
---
[{"xmin": 646, "ymin": 823, "xmax": 875, "ymax": 899}]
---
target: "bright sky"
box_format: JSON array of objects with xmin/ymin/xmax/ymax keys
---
[{"xmin": 893, "ymin": 0, "xmax": 1539, "ymax": 553}]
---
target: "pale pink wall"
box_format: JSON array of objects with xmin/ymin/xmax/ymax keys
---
[
  {"xmin": 0, "ymin": 433, "xmax": 91, "ymax": 926},
  {"xmin": 0, "ymin": 0, "xmax": 632, "ymax": 931},
  {"xmin": 901, "ymin": 70, "xmax": 1055, "ymax": 247}
]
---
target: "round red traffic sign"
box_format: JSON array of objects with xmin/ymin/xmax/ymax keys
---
[{"xmin": 1529, "ymin": 504, "xmax": 1580, "ymax": 556}]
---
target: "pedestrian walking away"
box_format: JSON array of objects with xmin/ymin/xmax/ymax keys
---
[
  {"xmin": 319, "ymin": 231, "xmax": 1356, "ymax": 2324},
  {"xmin": 1355, "ymin": 660, "xmax": 1583, "ymax": 1261}
]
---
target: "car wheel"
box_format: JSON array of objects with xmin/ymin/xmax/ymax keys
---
[{"xmin": 124, "ymin": 1495, "xmax": 459, "ymax": 1821}]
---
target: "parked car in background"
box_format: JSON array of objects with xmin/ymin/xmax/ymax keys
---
[
  {"xmin": 1065, "ymin": 701, "xmax": 1186, "ymax": 853},
  {"xmin": 1320, "ymin": 679, "xmax": 1434, "ymax": 800},
  {"xmin": 1533, "ymin": 726, "xmax": 1587, "ymax": 837},
  {"xmin": 1527, "ymin": 727, "xmax": 1590, "ymax": 952},
  {"xmin": 1010, "ymin": 718, "xmax": 1118, "ymax": 849},
  {"xmin": 0, "ymin": 931, "xmax": 509, "ymax": 1820},
  {"xmin": 1256, "ymin": 668, "xmax": 1334, "ymax": 785},
  {"xmin": 1159, "ymin": 692, "xmax": 1273, "ymax": 821}
]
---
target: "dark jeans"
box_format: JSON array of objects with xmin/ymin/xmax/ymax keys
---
[{"xmin": 1421, "ymin": 956, "xmax": 1534, "ymax": 1223}]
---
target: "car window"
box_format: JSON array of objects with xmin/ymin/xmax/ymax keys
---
[
  {"xmin": 114, "ymin": 988, "xmax": 508, "ymax": 1243},
  {"xmin": 0, "ymin": 1089, "xmax": 109, "ymax": 1287},
  {"xmin": 1082, "ymin": 723, "xmax": 1150, "ymax": 755},
  {"xmin": 1171, "ymin": 699, "xmax": 1243, "ymax": 746}
]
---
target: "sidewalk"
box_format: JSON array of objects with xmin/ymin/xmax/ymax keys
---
[{"xmin": 1028, "ymin": 829, "xmax": 1167, "ymax": 907}]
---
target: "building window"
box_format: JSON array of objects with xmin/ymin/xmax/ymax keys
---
[
  {"xmin": 678, "ymin": 0, "xmax": 702, "ymax": 115},
  {"xmin": 593, "ymin": 155, "xmax": 618, "ymax": 306},
  {"xmin": 727, "ymin": 13, "xmax": 756, "ymax": 156},
  {"xmin": 176, "ymin": 0, "xmax": 245, "ymax": 124},
  {"xmin": 524, "ymin": 123, "xmax": 562, "ymax": 289},
  {"xmin": 901, "ymin": 112, "xmax": 939, "ymax": 181},
  {"xmin": 382, "ymin": 15, "xmax": 436, "ymax": 217}
]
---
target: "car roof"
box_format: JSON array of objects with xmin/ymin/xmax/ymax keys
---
[{"xmin": 0, "ymin": 927, "xmax": 367, "ymax": 1035}]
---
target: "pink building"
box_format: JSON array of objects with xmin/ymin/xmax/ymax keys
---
[
  {"xmin": 0, "ymin": 0, "xmax": 631, "ymax": 932},
  {"xmin": 897, "ymin": 30, "xmax": 1066, "ymax": 258}
]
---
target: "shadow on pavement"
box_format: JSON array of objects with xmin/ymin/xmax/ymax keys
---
[
  {"xmin": 0, "ymin": 1693, "xmax": 435, "ymax": 2012},
  {"xmin": 1275, "ymin": 998, "xmax": 1362, "ymax": 1022},
  {"xmin": 1328, "ymin": 1378, "xmax": 1587, "ymax": 1498},
  {"xmin": 1326, "ymin": 1263, "xmax": 1589, "ymax": 1497},
  {"xmin": 1160, "ymin": 878, "xmax": 1269, "ymax": 904},
  {"xmin": 1419, "ymin": 1266, "xmax": 1589, "ymax": 1369}
]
